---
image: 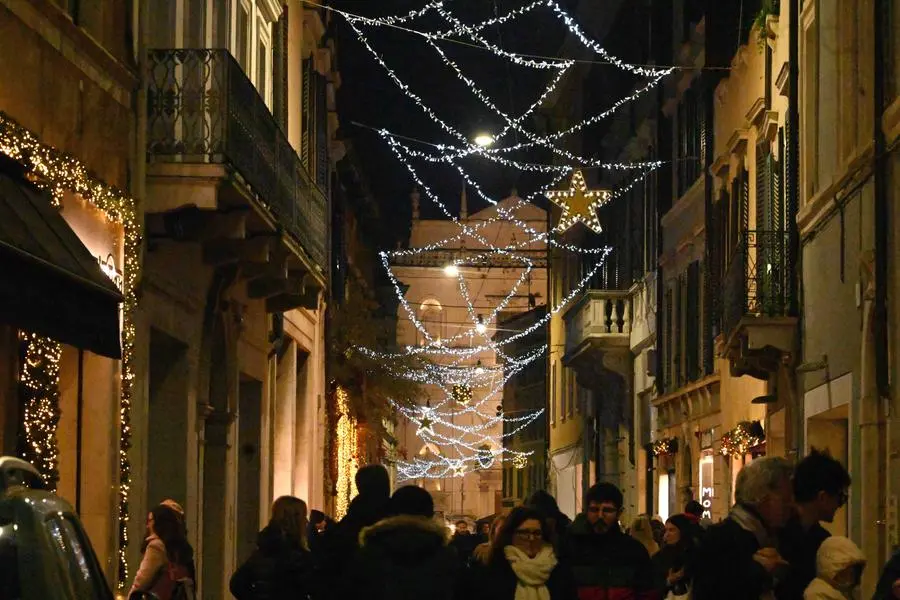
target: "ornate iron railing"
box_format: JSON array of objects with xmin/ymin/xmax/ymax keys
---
[
  {"xmin": 722, "ymin": 229, "xmax": 791, "ymax": 336},
  {"xmin": 146, "ymin": 49, "xmax": 327, "ymax": 270}
]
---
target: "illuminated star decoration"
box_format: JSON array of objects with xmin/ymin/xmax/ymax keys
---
[{"xmin": 545, "ymin": 169, "xmax": 612, "ymax": 233}]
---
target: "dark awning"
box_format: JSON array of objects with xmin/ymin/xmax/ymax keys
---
[{"xmin": 0, "ymin": 161, "xmax": 123, "ymax": 359}]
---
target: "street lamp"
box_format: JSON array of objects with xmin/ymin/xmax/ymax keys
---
[
  {"xmin": 473, "ymin": 133, "xmax": 494, "ymax": 148},
  {"xmin": 475, "ymin": 315, "xmax": 487, "ymax": 335},
  {"xmin": 443, "ymin": 264, "xmax": 459, "ymax": 277}
]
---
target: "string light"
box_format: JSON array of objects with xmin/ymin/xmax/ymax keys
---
[
  {"xmin": 719, "ymin": 421, "xmax": 765, "ymax": 457},
  {"xmin": 0, "ymin": 112, "xmax": 140, "ymax": 588},
  {"xmin": 17, "ymin": 332, "xmax": 62, "ymax": 490},
  {"xmin": 546, "ymin": 169, "xmax": 611, "ymax": 233},
  {"xmin": 334, "ymin": 386, "xmax": 358, "ymax": 519},
  {"xmin": 334, "ymin": 2, "xmax": 661, "ymax": 479}
]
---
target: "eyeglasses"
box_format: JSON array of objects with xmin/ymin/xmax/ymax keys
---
[
  {"xmin": 514, "ymin": 529, "xmax": 543, "ymax": 540},
  {"xmin": 837, "ymin": 490, "xmax": 849, "ymax": 507},
  {"xmin": 587, "ymin": 506, "xmax": 619, "ymax": 515}
]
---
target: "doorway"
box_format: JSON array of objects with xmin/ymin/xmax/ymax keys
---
[
  {"xmin": 236, "ymin": 377, "xmax": 263, "ymax": 564},
  {"xmin": 148, "ymin": 329, "xmax": 189, "ymax": 512},
  {"xmin": 807, "ymin": 403, "xmax": 849, "ymax": 536}
]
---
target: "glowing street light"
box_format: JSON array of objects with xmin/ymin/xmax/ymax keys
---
[
  {"xmin": 473, "ymin": 133, "xmax": 494, "ymax": 147},
  {"xmin": 443, "ymin": 264, "xmax": 460, "ymax": 277},
  {"xmin": 475, "ymin": 315, "xmax": 487, "ymax": 335}
]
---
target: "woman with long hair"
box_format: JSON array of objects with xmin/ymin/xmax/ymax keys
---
[
  {"xmin": 129, "ymin": 504, "xmax": 195, "ymax": 600},
  {"xmin": 230, "ymin": 496, "xmax": 313, "ymax": 599},
  {"xmin": 466, "ymin": 506, "xmax": 576, "ymax": 600},
  {"xmin": 651, "ymin": 514, "xmax": 695, "ymax": 599},
  {"xmin": 629, "ymin": 515, "xmax": 660, "ymax": 557}
]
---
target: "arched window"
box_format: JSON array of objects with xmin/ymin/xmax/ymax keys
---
[{"xmin": 418, "ymin": 299, "xmax": 443, "ymax": 345}]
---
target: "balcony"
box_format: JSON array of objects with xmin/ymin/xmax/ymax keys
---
[
  {"xmin": 146, "ymin": 49, "xmax": 327, "ymax": 282},
  {"xmin": 562, "ymin": 290, "xmax": 632, "ymax": 386},
  {"xmin": 722, "ymin": 230, "xmax": 797, "ymax": 378}
]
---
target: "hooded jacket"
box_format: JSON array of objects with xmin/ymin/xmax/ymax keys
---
[
  {"xmin": 803, "ymin": 536, "xmax": 866, "ymax": 600},
  {"xmin": 230, "ymin": 525, "xmax": 312, "ymax": 600},
  {"xmin": 347, "ymin": 515, "xmax": 459, "ymax": 600}
]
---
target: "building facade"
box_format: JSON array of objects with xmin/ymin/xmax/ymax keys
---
[
  {"xmin": 0, "ymin": 0, "xmax": 137, "ymax": 588},
  {"xmin": 135, "ymin": 1, "xmax": 337, "ymax": 596},
  {"xmin": 392, "ymin": 191, "xmax": 547, "ymax": 520}
]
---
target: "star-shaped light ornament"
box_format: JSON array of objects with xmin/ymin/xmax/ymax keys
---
[
  {"xmin": 545, "ymin": 170, "xmax": 612, "ymax": 234},
  {"xmin": 451, "ymin": 461, "xmax": 467, "ymax": 477},
  {"xmin": 417, "ymin": 416, "xmax": 435, "ymax": 437}
]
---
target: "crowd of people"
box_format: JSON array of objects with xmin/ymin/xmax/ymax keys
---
[{"xmin": 126, "ymin": 451, "xmax": 900, "ymax": 600}]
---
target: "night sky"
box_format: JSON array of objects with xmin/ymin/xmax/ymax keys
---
[{"xmin": 329, "ymin": 0, "xmax": 634, "ymax": 246}]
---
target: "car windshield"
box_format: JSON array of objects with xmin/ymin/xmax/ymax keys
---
[
  {"xmin": 0, "ymin": 524, "xmax": 21, "ymax": 599},
  {"xmin": 45, "ymin": 515, "xmax": 111, "ymax": 600}
]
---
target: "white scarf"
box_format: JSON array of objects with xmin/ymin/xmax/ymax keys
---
[{"xmin": 504, "ymin": 545, "xmax": 557, "ymax": 600}]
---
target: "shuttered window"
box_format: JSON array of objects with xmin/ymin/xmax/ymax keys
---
[
  {"xmin": 301, "ymin": 58, "xmax": 312, "ymax": 170},
  {"xmin": 686, "ymin": 261, "xmax": 701, "ymax": 381},
  {"xmin": 315, "ymin": 72, "xmax": 329, "ymax": 189}
]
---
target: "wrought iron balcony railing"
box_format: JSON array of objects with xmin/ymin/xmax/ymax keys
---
[
  {"xmin": 722, "ymin": 229, "xmax": 792, "ymax": 337},
  {"xmin": 147, "ymin": 49, "xmax": 326, "ymax": 271}
]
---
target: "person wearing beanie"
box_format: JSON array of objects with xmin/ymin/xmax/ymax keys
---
[
  {"xmin": 348, "ymin": 485, "xmax": 458, "ymax": 600},
  {"xmin": 652, "ymin": 514, "xmax": 696, "ymax": 599}
]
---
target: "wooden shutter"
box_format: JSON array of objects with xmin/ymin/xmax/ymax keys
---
[
  {"xmin": 315, "ymin": 72, "xmax": 329, "ymax": 189},
  {"xmin": 301, "ymin": 58, "xmax": 312, "ymax": 170},
  {"xmin": 272, "ymin": 11, "xmax": 288, "ymax": 132},
  {"xmin": 756, "ymin": 142, "xmax": 771, "ymax": 231},
  {"xmin": 674, "ymin": 275, "xmax": 684, "ymax": 388},
  {"xmin": 686, "ymin": 261, "xmax": 700, "ymax": 381}
]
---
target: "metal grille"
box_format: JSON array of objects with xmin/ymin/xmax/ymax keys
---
[
  {"xmin": 146, "ymin": 49, "xmax": 327, "ymax": 270},
  {"xmin": 722, "ymin": 230, "xmax": 792, "ymax": 337}
]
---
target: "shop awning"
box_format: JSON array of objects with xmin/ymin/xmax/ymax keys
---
[{"xmin": 0, "ymin": 164, "xmax": 123, "ymax": 359}]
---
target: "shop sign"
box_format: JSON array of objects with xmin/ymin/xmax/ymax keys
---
[{"xmin": 97, "ymin": 253, "xmax": 123, "ymax": 291}]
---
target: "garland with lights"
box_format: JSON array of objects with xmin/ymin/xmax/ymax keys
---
[
  {"xmin": 719, "ymin": 420, "xmax": 766, "ymax": 457},
  {"xmin": 647, "ymin": 437, "xmax": 679, "ymax": 457},
  {"xmin": 17, "ymin": 333, "xmax": 62, "ymax": 490},
  {"xmin": 335, "ymin": 2, "xmax": 667, "ymax": 480},
  {"xmin": 0, "ymin": 112, "xmax": 140, "ymax": 588},
  {"xmin": 333, "ymin": 385, "xmax": 359, "ymax": 519}
]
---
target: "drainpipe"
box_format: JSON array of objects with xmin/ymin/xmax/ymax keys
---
[
  {"xmin": 787, "ymin": 0, "xmax": 803, "ymax": 460},
  {"xmin": 872, "ymin": 0, "xmax": 890, "ymax": 565}
]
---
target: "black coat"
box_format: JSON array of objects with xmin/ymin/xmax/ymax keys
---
[
  {"xmin": 464, "ymin": 554, "xmax": 577, "ymax": 600},
  {"xmin": 691, "ymin": 517, "xmax": 772, "ymax": 600},
  {"xmin": 873, "ymin": 549, "xmax": 900, "ymax": 600},
  {"xmin": 347, "ymin": 515, "xmax": 459, "ymax": 600},
  {"xmin": 229, "ymin": 525, "xmax": 313, "ymax": 600},
  {"xmin": 775, "ymin": 516, "xmax": 830, "ymax": 600}
]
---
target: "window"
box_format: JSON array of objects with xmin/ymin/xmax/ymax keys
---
[
  {"xmin": 677, "ymin": 87, "xmax": 705, "ymax": 197},
  {"xmin": 801, "ymin": 0, "xmax": 839, "ymax": 199},
  {"xmin": 45, "ymin": 516, "xmax": 108, "ymax": 599},
  {"xmin": 257, "ymin": 24, "xmax": 271, "ymax": 106},
  {"xmin": 418, "ymin": 299, "xmax": 443, "ymax": 345},
  {"xmin": 236, "ymin": 1, "xmax": 251, "ymax": 72},
  {"xmin": 550, "ymin": 363, "xmax": 556, "ymax": 426}
]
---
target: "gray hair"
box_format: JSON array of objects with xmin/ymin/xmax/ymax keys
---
[{"xmin": 734, "ymin": 456, "xmax": 794, "ymax": 506}]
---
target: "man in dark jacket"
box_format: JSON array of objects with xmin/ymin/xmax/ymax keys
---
[
  {"xmin": 692, "ymin": 456, "xmax": 795, "ymax": 600},
  {"xmin": 776, "ymin": 449, "xmax": 850, "ymax": 599},
  {"xmin": 349, "ymin": 485, "xmax": 458, "ymax": 600},
  {"xmin": 315, "ymin": 465, "xmax": 390, "ymax": 597},
  {"xmin": 561, "ymin": 482, "xmax": 656, "ymax": 600}
]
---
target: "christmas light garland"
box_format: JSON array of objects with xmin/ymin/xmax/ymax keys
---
[
  {"xmin": 17, "ymin": 333, "xmax": 62, "ymax": 490},
  {"xmin": 334, "ymin": 1, "xmax": 665, "ymax": 479},
  {"xmin": 719, "ymin": 421, "xmax": 766, "ymax": 457},
  {"xmin": 0, "ymin": 112, "xmax": 140, "ymax": 588},
  {"xmin": 648, "ymin": 437, "xmax": 679, "ymax": 457},
  {"xmin": 334, "ymin": 386, "xmax": 359, "ymax": 519}
]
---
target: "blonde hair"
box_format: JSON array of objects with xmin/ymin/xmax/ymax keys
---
[
  {"xmin": 271, "ymin": 496, "xmax": 309, "ymax": 550},
  {"xmin": 630, "ymin": 515, "xmax": 659, "ymax": 556}
]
